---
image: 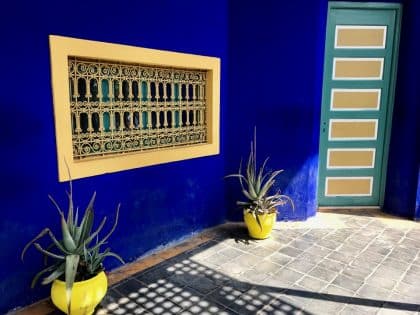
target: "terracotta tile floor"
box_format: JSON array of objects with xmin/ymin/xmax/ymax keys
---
[{"xmin": 14, "ymin": 209, "xmax": 420, "ymax": 315}]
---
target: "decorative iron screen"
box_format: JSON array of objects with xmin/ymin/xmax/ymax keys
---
[{"xmin": 69, "ymin": 57, "xmax": 207, "ymax": 160}]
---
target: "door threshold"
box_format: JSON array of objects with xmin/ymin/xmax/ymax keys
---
[{"xmin": 318, "ymin": 206, "xmax": 380, "ymax": 210}]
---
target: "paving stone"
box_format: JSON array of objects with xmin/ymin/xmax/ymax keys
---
[
  {"xmin": 278, "ymin": 245, "xmax": 304, "ymax": 258},
  {"xmin": 252, "ymin": 260, "xmax": 283, "ymax": 274},
  {"xmin": 181, "ymin": 300, "xmax": 235, "ymax": 315},
  {"xmin": 388, "ymin": 246, "xmax": 418, "ymax": 263},
  {"xmin": 268, "ymin": 252, "xmax": 293, "ymax": 266},
  {"xmin": 248, "ymin": 246, "xmax": 277, "ymax": 257},
  {"xmin": 322, "ymin": 284, "xmax": 354, "ymax": 298},
  {"xmin": 340, "ymin": 304, "xmax": 379, "ymax": 314},
  {"xmin": 226, "ymin": 289, "xmax": 268, "ymax": 314},
  {"xmin": 273, "ymin": 267, "xmax": 305, "ymax": 284},
  {"xmin": 305, "ymin": 244, "xmax": 332, "ymax": 258},
  {"xmin": 381, "ymin": 257, "xmax": 410, "ymax": 271},
  {"xmin": 394, "ymin": 281, "xmax": 420, "ymax": 299},
  {"xmin": 365, "ymin": 273, "xmax": 398, "ymax": 291},
  {"xmin": 308, "ymin": 266, "xmax": 337, "ymax": 282},
  {"xmin": 317, "ymin": 258, "xmax": 346, "ymax": 273},
  {"xmin": 170, "ymin": 288, "xmax": 203, "ymax": 309},
  {"xmin": 341, "ymin": 265, "xmax": 372, "ymax": 281},
  {"xmin": 258, "ymin": 299, "xmax": 308, "ymax": 315},
  {"xmin": 297, "ymin": 276, "xmax": 328, "ymax": 291},
  {"xmin": 357, "ymin": 251, "xmax": 385, "ymax": 264},
  {"xmin": 285, "ymin": 258, "xmax": 317, "ymax": 274},
  {"xmin": 218, "ymin": 247, "xmax": 244, "ymax": 259},
  {"xmin": 298, "ymin": 252, "xmax": 324, "ymax": 264},
  {"xmin": 316, "ymin": 238, "xmax": 342, "ymax": 250},
  {"xmin": 357, "ymin": 283, "xmax": 391, "ymax": 300},
  {"xmin": 327, "ymin": 251, "xmax": 354, "ymax": 264},
  {"xmin": 205, "ymin": 253, "xmax": 233, "ymax": 267},
  {"xmin": 289, "ymin": 239, "xmax": 313, "ymax": 251},
  {"xmin": 372, "ymin": 265, "xmax": 404, "ymax": 281},
  {"xmin": 304, "ymin": 297, "xmax": 346, "ymax": 314},
  {"xmin": 241, "ymin": 269, "xmax": 270, "ymax": 284},
  {"xmin": 332, "ymin": 274, "xmax": 363, "ymax": 292},
  {"xmin": 188, "ymin": 276, "xmax": 221, "ymax": 294},
  {"xmin": 205, "ymin": 285, "xmax": 244, "ymax": 307},
  {"xmin": 231, "ymin": 252, "xmax": 262, "ymax": 268}
]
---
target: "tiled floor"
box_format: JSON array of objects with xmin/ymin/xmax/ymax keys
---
[{"xmin": 18, "ymin": 209, "xmax": 420, "ymax": 314}]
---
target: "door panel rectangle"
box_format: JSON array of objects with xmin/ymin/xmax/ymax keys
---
[
  {"xmin": 331, "ymin": 89, "xmax": 381, "ymax": 110},
  {"xmin": 335, "ymin": 25, "xmax": 387, "ymax": 49},
  {"xmin": 327, "ymin": 149, "xmax": 375, "ymax": 169},
  {"xmin": 333, "ymin": 58, "xmax": 383, "ymax": 80},
  {"xmin": 329, "ymin": 119, "xmax": 378, "ymax": 140},
  {"xmin": 325, "ymin": 177, "xmax": 373, "ymax": 196}
]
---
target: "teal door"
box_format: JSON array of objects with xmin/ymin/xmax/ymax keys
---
[{"xmin": 318, "ymin": 2, "xmax": 402, "ymax": 207}]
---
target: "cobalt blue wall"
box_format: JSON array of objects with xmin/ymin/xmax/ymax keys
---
[
  {"xmin": 226, "ymin": 0, "xmax": 328, "ymax": 221},
  {"xmin": 0, "ymin": 0, "xmax": 228, "ymax": 312},
  {"xmin": 383, "ymin": 0, "xmax": 420, "ymax": 219}
]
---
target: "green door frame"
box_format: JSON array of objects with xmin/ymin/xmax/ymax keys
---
[{"xmin": 318, "ymin": 2, "xmax": 402, "ymax": 207}]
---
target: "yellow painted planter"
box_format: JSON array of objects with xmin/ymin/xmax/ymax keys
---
[
  {"xmin": 51, "ymin": 271, "xmax": 107, "ymax": 315},
  {"xmin": 244, "ymin": 211, "xmax": 277, "ymax": 239}
]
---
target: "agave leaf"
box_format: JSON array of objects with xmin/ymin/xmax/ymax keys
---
[
  {"xmin": 256, "ymin": 157, "xmax": 270, "ymax": 192},
  {"xmin": 65, "ymin": 254, "xmax": 80, "ymax": 314},
  {"xmin": 30, "ymin": 263, "xmax": 61, "ymax": 288},
  {"xmin": 21, "ymin": 228, "xmax": 50, "ymax": 261},
  {"xmin": 252, "ymin": 212, "xmax": 263, "ymax": 231},
  {"xmin": 96, "ymin": 204, "xmax": 120, "ymax": 244},
  {"xmin": 258, "ymin": 179, "xmax": 275, "ymax": 199},
  {"xmin": 78, "ymin": 192, "xmax": 96, "ymax": 242},
  {"xmin": 48, "ymin": 195, "xmax": 64, "ymax": 216},
  {"xmin": 80, "ymin": 216, "xmax": 107, "ymax": 249},
  {"xmin": 66, "ymin": 190, "xmax": 74, "ymax": 235},
  {"xmin": 60, "ymin": 215, "xmax": 77, "ymax": 251},
  {"xmin": 41, "ymin": 263, "xmax": 65, "ymax": 285},
  {"xmin": 33, "ymin": 243, "xmax": 65, "ymax": 260},
  {"xmin": 102, "ymin": 251, "xmax": 125, "ymax": 264}
]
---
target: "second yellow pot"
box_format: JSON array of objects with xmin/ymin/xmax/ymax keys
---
[
  {"xmin": 51, "ymin": 271, "xmax": 107, "ymax": 315},
  {"xmin": 244, "ymin": 211, "xmax": 276, "ymax": 239}
]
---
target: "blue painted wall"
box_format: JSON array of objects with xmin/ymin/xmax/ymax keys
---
[
  {"xmin": 383, "ymin": 0, "xmax": 420, "ymax": 219},
  {"xmin": 226, "ymin": 0, "xmax": 328, "ymax": 221},
  {"xmin": 0, "ymin": 0, "xmax": 228, "ymax": 312}
]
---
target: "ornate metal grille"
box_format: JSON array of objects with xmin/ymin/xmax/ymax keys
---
[{"xmin": 68, "ymin": 57, "xmax": 207, "ymax": 160}]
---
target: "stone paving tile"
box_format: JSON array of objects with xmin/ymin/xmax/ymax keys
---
[
  {"xmin": 332, "ymin": 274, "xmax": 364, "ymax": 292},
  {"xmin": 247, "ymin": 245, "xmax": 277, "ymax": 257},
  {"xmin": 308, "ymin": 266, "xmax": 337, "ymax": 282},
  {"xmin": 286, "ymin": 257, "xmax": 317, "ymax": 274},
  {"xmin": 268, "ymin": 252, "xmax": 293, "ymax": 266},
  {"xmin": 218, "ymin": 247, "xmax": 244, "ymax": 259},
  {"xmin": 278, "ymin": 245, "xmax": 304, "ymax": 258},
  {"xmin": 356, "ymin": 283, "xmax": 392, "ymax": 300},
  {"xmin": 341, "ymin": 264, "xmax": 372, "ymax": 281},
  {"xmin": 297, "ymin": 275, "xmax": 329, "ymax": 291},
  {"xmin": 365, "ymin": 272, "xmax": 398, "ymax": 291},
  {"xmin": 289, "ymin": 239, "xmax": 314, "ymax": 251}
]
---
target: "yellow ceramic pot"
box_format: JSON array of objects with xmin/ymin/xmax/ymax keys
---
[
  {"xmin": 51, "ymin": 271, "xmax": 107, "ymax": 315},
  {"xmin": 244, "ymin": 211, "xmax": 276, "ymax": 239}
]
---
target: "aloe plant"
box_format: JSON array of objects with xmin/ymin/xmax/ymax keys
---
[
  {"xmin": 21, "ymin": 180, "xmax": 124, "ymax": 314},
  {"xmin": 226, "ymin": 128, "xmax": 294, "ymax": 229}
]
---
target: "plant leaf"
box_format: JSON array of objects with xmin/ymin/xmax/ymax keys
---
[
  {"xmin": 21, "ymin": 228, "xmax": 49, "ymax": 261},
  {"xmin": 60, "ymin": 215, "xmax": 77, "ymax": 251},
  {"xmin": 33, "ymin": 243, "xmax": 65, "ymax": 260},
  {"xmin": 65, "ymin": 254, "xmax": 79, "ymax": 314},
  {"xmin": 30, "ymin": 263, "xmax": 61, "ymax": 288},
  {"xmin": 41, "ymin": 263, "xmax": 65, "ymax": 285}
]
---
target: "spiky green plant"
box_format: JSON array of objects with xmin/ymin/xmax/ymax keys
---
[
  {"xmin": 226, "ymin": 128, "xmax": 294, "ymax": 229},
  {"xmin": 21, "ymin": 180, "xmax": 124, "ymax": 314}
]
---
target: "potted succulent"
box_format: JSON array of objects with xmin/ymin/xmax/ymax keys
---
[
  {"xmin": 226, "ymin": 129, "xmax": 294, "ymax": 239},
  {"xmin": 21, "ymin": 180, "xmax": 124, "ymax": 315}
]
